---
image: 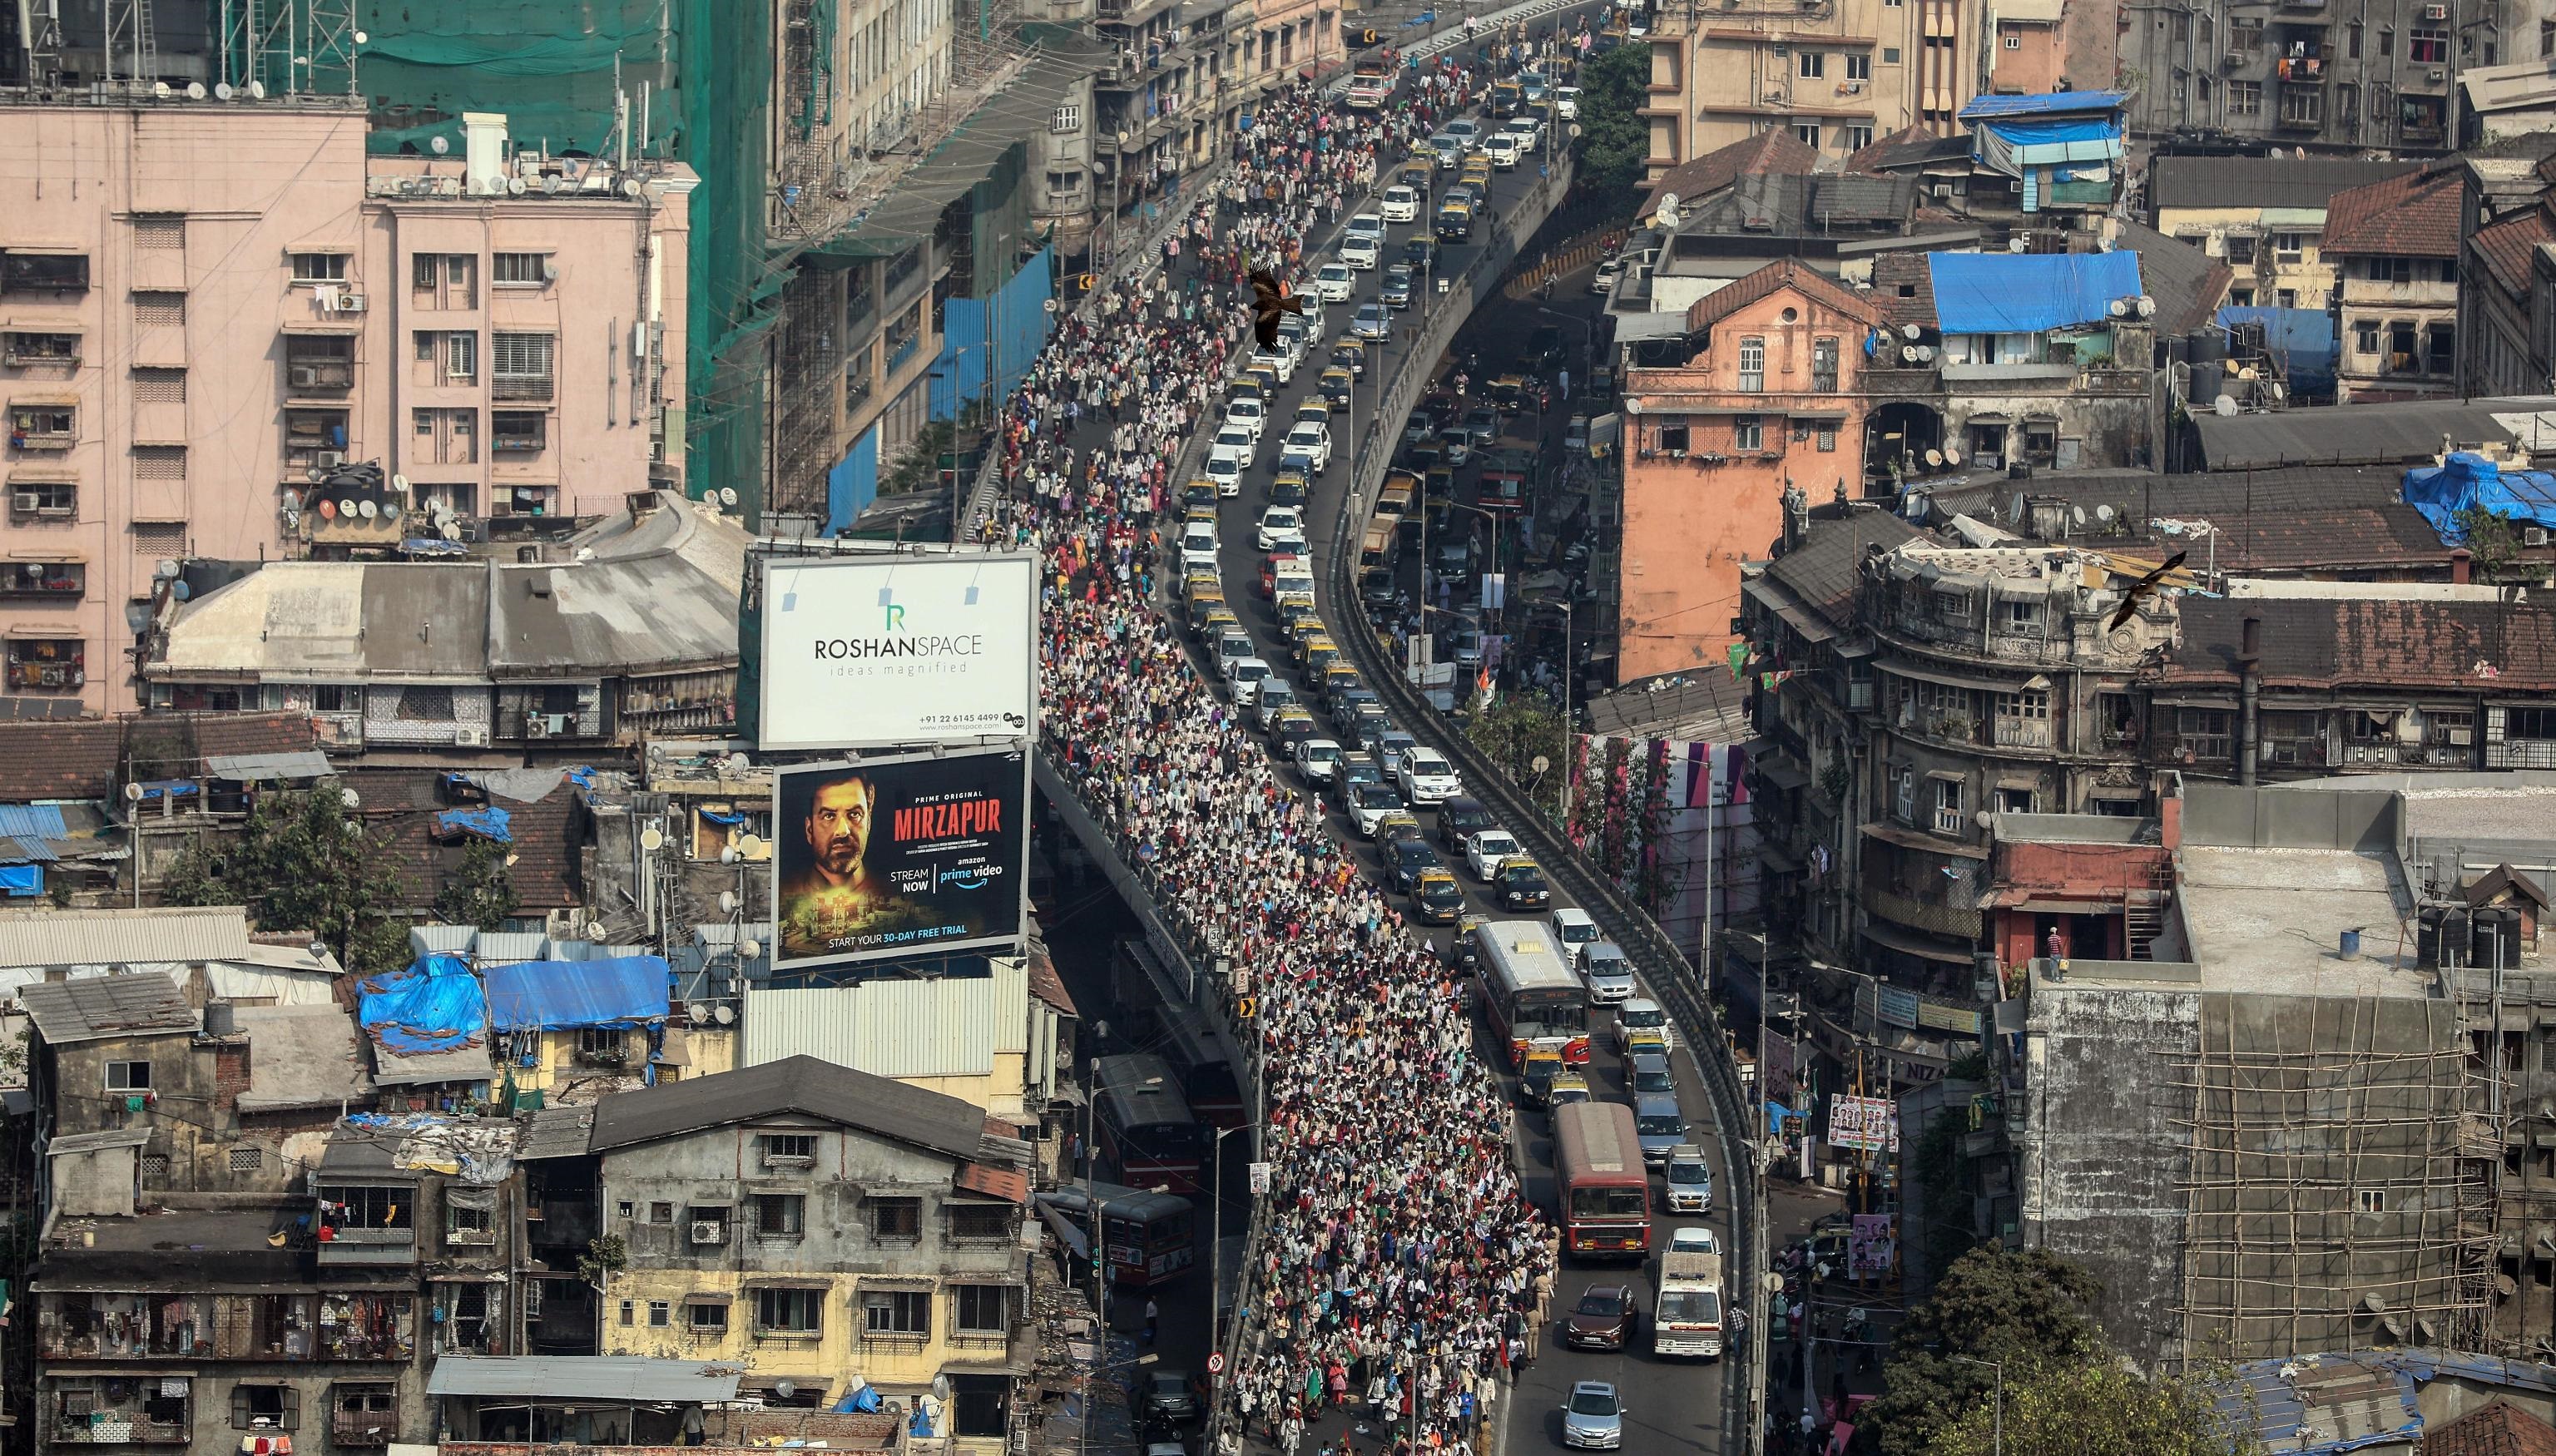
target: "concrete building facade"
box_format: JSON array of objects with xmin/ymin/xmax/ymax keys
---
[
  {"xmin": 2324, "ymin": 163, "xmax": 2465, "ymax": 404},
  {"xmin": 1640, "ymin": 0, "xmax": 1971, "ymax": 176},
  {"xmin": 2119, "ymin": 0, "xmax": 2511, "ymax": 151}
]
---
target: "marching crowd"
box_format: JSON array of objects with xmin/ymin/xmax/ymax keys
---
[{"xmin": 975, "ymin": 48, "xmax": 1559, "ymax": 1456}]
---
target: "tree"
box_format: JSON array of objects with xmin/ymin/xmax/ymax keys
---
[
  {"xmin": 435, "ymin": 837, "xmax": 519, "ymax": 931},
  {"xmin": 1924, "ymin": 1361, "xmax": 2258, "ymax": 1456},
  {"xmin": 2454, "ymin": 503, "xmax": 2522, "ymax": 586},
  {"xmin": 159, "ymin": 789, "xmax": 415, "ymax": 976},
  {"xmin": 1572, "ymin": 43, "xmax": 1651, "ymax": 199},
  {"xmin": 1860, "ymin": 1248, "xmax": 2110, "ymax": 1456},
  {"xmin": 1465, "ymin": 695, "xmax": 1567, "ymax": 821}
]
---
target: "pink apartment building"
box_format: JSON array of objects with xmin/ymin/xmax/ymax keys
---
[{"xmin": 0, "ymin": 101, "xmax": 690, "ymax": 716}]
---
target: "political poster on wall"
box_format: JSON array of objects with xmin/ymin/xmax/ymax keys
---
[{"xmin": 772, "ymin": 746, "xmax": 1028, "ymax": 971}]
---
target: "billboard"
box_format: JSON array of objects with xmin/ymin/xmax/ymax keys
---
[
  {"xmin": 772, "ymin": 746, "xmax": 1028, "ymax": 972},
  {"xmin": 759, "ymin": 551, "xmax": 1038, "ymax": 750},
  {"xmin": 1827, "ymin": 1094, "xmax": 1900, "ymax": 1155}
]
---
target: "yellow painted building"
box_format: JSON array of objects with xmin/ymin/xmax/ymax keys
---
[{"xmin": 582, "ymin": 1056, "xmax": 1037, "ymax": 1432}]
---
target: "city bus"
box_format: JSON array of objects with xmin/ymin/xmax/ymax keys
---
[
  {"xmin": 1475, "ymin": 919, "xmax": 1591, "ymax": 1067},
  {"xmin": 1554, "ymin": 1101, "xmax": 1652, "ymax": 1260},
  {"xmin": 1477, "ymin": 448, "xmax": 1531, "ymax": 514},
  {"xmin": 1036, "ymin": 1181, "xmax": 1198, "ymax": 1289},
  {"xmin": 1347, "ymin": 54, "xmax": 1394, "ymax": 109},
  {"xmin": 1159, "ymin": 1004, "xmax": 1248, "ymax": 1128},
  {"xmin": 1092, "ymin": 1052, "xmax": 1207, "ymax": 1194}
]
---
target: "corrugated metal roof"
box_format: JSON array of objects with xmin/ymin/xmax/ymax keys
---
[
  {"xmin": 2193, "ymin": 396, "xmax": 2556, "ymax": 470},
  {"xmin": 587, "ymin": 1054, "xmax": 986, "ymax": 1161},
  {"xmin": 19, "ymin": 972, "xmax": 197, "ymax": 1044},
  {"xmin": 410, "ymin": 924, "xmax": 478, "ymax": 957},
  {"xmin": 0, "ymin": 905, "xmax": 254, "ymax": 969},
  {"xmin": 740, "ymin": 968, "xmax": 1022, "ymax": 1075},
  {"xmin": 470, "ymin": 931, "xmax": 550, "ymax": 966},
  {"xmin": 426, "ymin": 1355, "xmax": 745, "ymax": 1402},
  {"xmin": 205, "ymin": 750, "xmax": 334, "ymax": 781},
  {"xmin": 0, "ymin": 805, "xmax": 70, "ymax": 840}
]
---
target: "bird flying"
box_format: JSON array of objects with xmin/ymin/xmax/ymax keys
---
[
  {"xmin": 1251, "ymin": 269, "xmax": 1305, "ymax": 349},
  {"xmin": 2107, "ymin": 551, "xmax": 2188, "ymax": 631}
]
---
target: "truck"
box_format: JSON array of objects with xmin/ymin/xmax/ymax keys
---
[
  {"xmin": 1347, "ymin": 56, "xmax": 1393, "ymax": 109},
  {"xmin": 1652, "ymin": 1246, "xmax": 1726, "ymax": 1359}
]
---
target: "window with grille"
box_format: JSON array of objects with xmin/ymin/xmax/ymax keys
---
[
  {"xmin": 755, "ymin": 1287, "xmax": 822, "ymax": 1333},
  {"xmin": 1052, "ymin": 104, "xmax": 1082, "ymax": 132},
  {"xmin": 870, "ymin": 1196, "xmax": 923, "ymax": 1239},
  {"xmin": 139, "ymin": 1151, "xmax": 170, "ymax": 1180},
  {"xmin": 135, "ymin": 216, "xmax": 185, "ymax": 250},
  {"xmin": 493, "ymin": 252, "xmax": 550, "ymax": 286},
  {"xmin": 133, "ymin": 446, "xmax": 186, "ymax": 482},
  {"xmin": 1732, "ymin": 415, "xmax": 1764, "ymax": 451},
  {"xmin": 949, "ymin": 1203, "xmax": 1014, "ymax": 1241},
  {"xmin": 864, "ymin": 1290, "xmax": 930, "ymax": 1336},
  {"xmin": 230, "ymin": 1146, "xmax": 264, "ymax": 1175},
  {"xmin": 291, "ymin": 251, "xmax": 348, "ymax": 282},
  {"xmin": 3, "ymin": 330, "xmax": 78, "ymax": 364},
  {"xmin": 132, "ymin": 367, "xmax": 185, "ymax": 404},
  {"xmin": 133, "ymin": 292, "xmax": 186, "ymax": 328},
  {"xmin": 953, "ymin": 1284, "xmax": 1009, "ymax": 1334},
  {"xmin": 1811, "ymin": 337, "xmax": 1839, "ymax": 391},
  {"xmin": 11, "ymin": 478, "xmax": 72, "ymax": 521},
  {"xmin": 689, "ymin": 1301, "xmax": 730, "ymax": 1332},
  {"xmin": 2177, "ymin": 707, "xmax": 2232, "ymax": 760},
  {"xmin": 2228, "ymin": 81, "xmax": 2261, "ymax": 116},
  {"xmin": 1736, "ymin": 336, "xmax": 1765, "ymax": 392},
  {"xmin": 106, "ymin": 1060, "xmax": 152, "ymax": 1091},
  {"xmin": 755, "ymin": 1193, "xmax": 806, "ymax": 1237},
  {"xmin": 134, "ymin": 521, "xmax": 186, "ymax": 552},
  {"xmin": 492, "ymin": 333, "xmax": 555, "ymax": 400}
]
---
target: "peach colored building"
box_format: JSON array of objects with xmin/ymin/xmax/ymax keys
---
[
  {"xmin": 0, "ymin": 100, "xmax": 689, "ymax": 716},
  {"xmin": 1983, "ymin": 0, "xmax": 2064, "ymax": 97},
  {"xmin": 1617, "ymin": 260, "xmax": 1880, "ymax": 681},
  {"xmin": 1642, "ymin": 0, "xmax": 1977, "ymax": 177}
]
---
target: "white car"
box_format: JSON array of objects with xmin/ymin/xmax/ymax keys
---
[
  {"xmin": 1202, "ymin": 453, "xmax": 1242, "ymax": 497},
  {"xmin": 1663, "ymin": 1145, "xmax": 1714, "ymax": 1214},
  {"xmin": 1551, "ymin": 907, "xmax": 1601, "ymax": 967},
  {"xmin": 1294, "ymin": 737, "xmax": 1345, "ymax": 785},
  {"xmin": 1314, "ymin": 262, "xmax": 1356, "ymax": 303},
  {"xmin": 1264, "ymin": 524, "xmax": 1308, "ymax": 556},
  {"xmin": 1669, "ymin": 1226, "xmax": 1719, "ymax": 1257},
  {"xmin": 1223, "ymin": 397, "xmax": 1266, "ymax": 444},
  {"xmin": 1250, "ymin": 346, "xmax": 1296, "ymax": 386},
  {"xmin": 1340, "ymin": 235, "xmax": 1381, "ymax": 270},
  {"xmin": 1554, "ymin": 86, "xmax": 1581, "ymax": 119},
  {"xmin": 1345, "ymin": 211, "xmax": 1388, "ymax": 245},
  {"xmin": 1211, "ymin": 425, "xmax": 1258, "ymax": 472},
  {"xmin": 1484, "ymin": 132, "xmax": 1521, "ymax": 170},
  {"xmin": 1226, "ymin": 656, "xmax": 1275, "ymax": 705},
  {"xmin": 1179, "ymin": 523, "xmax": 1219, "ymax": 573},
  {"xmin": 1465, "ymin": 828, "xmax": 1522, "ymax": 881},
  {"xmin": 1348, "ymin": 780, "xmax": 1405, "ymax": 837},
  {"xmin": 1506, "ymin": 116, "xmax": 1543, "ymax": 151},
  {"xmin": 1397, "ymin": 746, "xmax": 1461, "ymax": 805},
  {"xmin": 1614, "ymin": 997, "xmax": 1677, "ymax": 1054},
  {"xmin": 1444, "ymin": 117, "xmax": 1482, "ymax": 151},
  {"xmin": 1380, "ymin": 186, "xmax": 1420, "ymax": 223},
  {"xmin": 1256, "ymin": 507, "xmax": 1305, "ymax": 551},
  {"xmin": 1281, "ymin": 422, "xmax": 1332, "ymax": 474}
]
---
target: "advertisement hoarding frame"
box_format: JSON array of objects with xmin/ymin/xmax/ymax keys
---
[{"xmin": 756, "ymin": 547, "xmax": 1041, "ymax": 752}]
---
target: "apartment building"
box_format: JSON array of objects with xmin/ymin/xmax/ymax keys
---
[
  {"xmin": 2458, "ymin": 147, "xmax": 2556, "ymax": 399},
  {"xmin": 2149, "ymin": 155, "xmax": 2415, "ymax": 311},
  {"xmin": 1642, "ymin": 0, "xmax": 1969, "ymax": 176},
  {"xmin": 2322, "ymin": 162, "xmax": 2464, "ymax": 403},
  {"xmin": 2121, "ymin": 0, "xmax": 2514, "ymax": 151},
  {"xmin": 0, "ymin": 96, "xmax": 691, "ymax": 719}
]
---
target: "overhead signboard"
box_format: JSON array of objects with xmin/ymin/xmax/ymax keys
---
[
  {"xmin": 759, "ymin": 550, "xmax": 1038, "ymax": 750},
  {"xmin": 772, "ymin": 746, "xmax": 1028, "ymax": 972}
]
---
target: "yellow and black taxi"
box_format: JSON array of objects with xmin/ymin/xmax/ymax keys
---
[
  {"xmin": 1320, "ymin": 364, "xmax": 1355, "ymax": 409},
  {"xmin": 1412, "ymin": 865, "xmax": 1465, "ymax": 924},
  {"xmin": 1518, "ymin": 1045, "xmax": 1566, "ymax": 1107},
  {"xmin": 1270, "ymin": 468, "xmax": 1310, "ymax": 508},
  {"xmin": 1181, "ymin": 476, "xmax": 1221, "ymax": 510},
  {"xmin": 1493, "ymin": 854, "xmax": 1552, "ymax": 910}
]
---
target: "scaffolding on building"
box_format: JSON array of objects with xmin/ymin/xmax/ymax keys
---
[{"xmin": 2166, "ymin": 989, "xmax": 2495, "ymax": 1365}]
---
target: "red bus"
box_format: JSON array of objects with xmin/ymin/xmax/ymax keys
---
[
  {"xmin": 1555, "ymin": 1101, "xmax": 1651, "ymax": 1260},
  {"xmin": 1160, "ymin": 1006, "xmax": 1249, "ymax": 1128},
  {"xmin": 1037, "ymin": 1181, "xmax": 1197, "ymax": 1290},
  {"xmin": 1093, "ymin": 1052, "xmax": 1207, "ymax": 1194}
]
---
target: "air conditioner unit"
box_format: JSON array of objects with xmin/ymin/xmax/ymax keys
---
[
  {"xmin": 691, "ymin": 1221, "xmax": 726, "ymax": 1246},
  {"xmin": 525, "ymin": 715, "xmax": 551, "ymax": 739},
  {"xmin": 314, "ymin": 451, "xmax": 345, "ymax": 468},
  {"xmin": 335, "ymin": 293, "xmax": 367, "ymax": 314},
  {"xmin": 289, "ymin": 364, "xmax": 319, "ymax": 388},
  {"xmin": 454, "ymin": 726, "xmax": 491, "ymax": 747},
  {"xmin": 2449, "ymin": 726, "xmax": 2474, "ymax": 745},
  {"xmin": 2421, "ymin": 3, "xmax": 2446, "ymax": 17},
  {"xmin": 2427, "ymin": 67, "xmax": 2446, "ymax": 82},
  {"xmin": 2528, "ymin": 527, "xmax": 2550, "ymax": 547}
]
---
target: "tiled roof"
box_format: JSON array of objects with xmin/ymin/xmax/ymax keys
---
[
  {"xmin": 1846, "ymin": 124, "xmax": 1946, "ymax": 173},
  {"xmin": 1917, "ymin": 467, "xmax": 2456, "ymax": 572},
  {"xmin": 0, "ymin": 719, "xmax": 121, "ymax": 800},
  {"xmin": 2324, "ymin": 165, "xmax": 2465, "ymax": 258},
  {"xmin": 1639, "ymin": 129, "xmax": 1820, "ymax": 220},
  {"xmin": 2426, "ymin": 1398, "xmax": 2556, "ymax": 1456},
  {"xmin": 18, "ymin": 972, "xmax": 197, "ymax": 1044},
  {"xmin": 350, "ymin": 767, "xmax": 583, "ymax": 911},
  {"xmin": 2112, "ymin": 220, "xmax": 2236, "ymax": 334},
  {"xmin": 1764, "ymin": 506, "xmax": 1926, "ymax": 627},
  {"xmin": 1868, "ymin": 252, "xmax": 1937, "ymax": 332},
  {"xmin": 1684, "ymin": 258, "xmax": 1881, "ymax": 334},
  {"xmin": 2160, "ymin": 597, "xmax": 2556, "ymax": 691},
  {"xmin": 955, "ymin": 1161, "xmax": 1032, "ymax": 1204},
  {"xmin": 2471, "ymin": 207, "xmax": 2556, "ymax": 300}
]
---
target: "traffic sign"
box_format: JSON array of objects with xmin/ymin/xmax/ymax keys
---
[
  {"xmin": 1236, "ymin": 995, "xmax": 1258, "ymax": 1019},
  {"xmin": 1208, "ymin": 1353, "xmax": 1226, "ymax": 1375}
]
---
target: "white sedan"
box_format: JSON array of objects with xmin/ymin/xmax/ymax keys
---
[
  {"xmin": 1341, "ymin": 235, "xmax": 1381, "ymax": 270},
  {"xmin": 1210, "ymin": 425, "xmax": 1258, "ymax": 472},
  {"xmin": 1250, "ymin": 347, "xmax": 1296, "ymax": 386},
  {"xmin": 1223, "ymin": 398, "xmax": 1266, "ymax": 444},
  {"xmin": 1466, "ymin": 828, "xmax": 1523, "ymax": 881},
  {"xmin": 1345, "ymin": 211, "xmax": 1388, "ymax": 244},
  {"xmin": 1397, "ymin": 746, "xmax": 1461, "ymax": 805},
  {"xmin": 1380, "ymin": 186, "xmax": 1420, "ymax": 223},
  {"xmin": 1203, "ymin": 453, "xmax": 1243, "ymax": 497},
  {"xmin": 1256, "ymin": 507, "xmax": 1305, "ymax": 551},
  {"xmin": 1281, "ymin": 422, "xmax": 1332, "ymax": 474},
  {"xmin": 1315, "ymin": 262, "xmax": 1356, "ymax": 302}
]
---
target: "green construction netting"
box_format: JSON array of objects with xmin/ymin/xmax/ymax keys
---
[{"xmin": 354, "ymin": 0, "xmax": 682, "ymax": 156}]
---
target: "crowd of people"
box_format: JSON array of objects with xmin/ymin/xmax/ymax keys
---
[{"xmin": 973, "ymin": 48, "xmax": 1560, "ymax": 1456}]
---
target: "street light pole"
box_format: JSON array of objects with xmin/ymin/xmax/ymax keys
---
[
  {"xmin": 1949, "ymin": 1355, "xmax": 2004, "ymax": 1456},
  {"xmin": 1082, "ymin": 1023, "xmax": 1110, "ymax": 1456}
]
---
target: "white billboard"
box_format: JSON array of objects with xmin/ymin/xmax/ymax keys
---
[{"xmin": 760, "ymin": 551, "xmax": 1038, "ymax": 750}]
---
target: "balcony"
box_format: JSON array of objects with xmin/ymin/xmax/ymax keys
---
[
  {"xmin": 52, "ymin": 1419, "xmax": 191, "ymax": 1445},
  {"xmin": 317, "ymin": 1226, "xmax": 418, "ymax": 1268},
  {"xmin": 334, "ymin": 1411, "xmax": 395, "ymax": 1447},
  {"xmin": 493, "ymin": 373, "xmax": 554, "ymax": 403},
  {"xmin": 1860, "ymin": 881, "xmax": 1984, "ymax": 940},
  {"xmin": 0, "ymin": 561, "xmax": 83, "ymax": 599}
]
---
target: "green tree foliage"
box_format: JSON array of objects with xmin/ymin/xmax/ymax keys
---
[
  {"xmin": 435, "ymin": 837, "xmax": 519, "ymax": 932},
  {"xmin": 1572, "ymin": 43, "xmax": 1651, "ymax": 199},
  {"xmin": 1923, "ymin": 1361, "xmax": 2257, "ymax": 1456},
  {"xmin": 2454, "ymin": 503, "xmax": 2522, "ymax": 585},
  {"xmin": 159, "ymin": 789, "xmax": 414, "ymax": 975},
  {"xmin": 1465, "ymin": 695, "xmax": 1566, "ymax": 822},
  {"xmin": 1862, "ymin": 1249, "xmax": 2109, "ymax": 1456}
]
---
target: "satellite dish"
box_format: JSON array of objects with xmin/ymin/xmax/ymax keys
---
[
  {"xmin": 2095, "ymin": 503, "xmax": 2115, "ymax": 525},
  {"xmin": 2213, "ymin": 394, "xmax": 2240, "ymax": 417},
  {"xmin": 338, "ymin": 498, "xmax": 358, "ymax": 518},
  {"xmin": 686, "ymin": 1002, "xmax": 711, "ymax": 1024},
  {"xmin": 719, "ymin": 889, "xmax": 739, "ymax": 914},
  {"xmin": 775, "ymin": 1381, "xmax": 797, "ymax": 1400},
  {"xmin": 2108, "ymin": 298, "xmax": 2128, "ymax": 317},
  {"xmin": 185, "ymin": 82, "xmax": 206, "ymax": 99},
  {"xmin": 171, "ymin": 580, "xmax": 191, "ymax": 602},
  {"xmin": 354, "ymin": 28, "xmax": 369, "ymax": 42},
  {"xmin": 215, "ymin": 82, "xmax": 234, "ymax": 99},
  {"xmin": 2137, "ymin": 296, "xmax": 2157, "ymax": 319},
  {"xmin": 339, "ymin": 787, "xmax": 361, "ymax": 810},
  {"xmin": 247, "ymin": 81, "xmax": 265, "ymax": 99},
  {"xmin": 1925, "ymin": 448, "xmax": 1944, "ymax": 468},
  {"xmin": 1530, "ymin": 755, "xmax": 1551, "ymax": 774},
  {"xmin": 1943, "ymin": 448, "xmax": 1964, "ymax": 465},
  {"xmin": 1655, "ymin": 191, "xmax": 1679, "ymax": 215},
  {"xmin": 508, "ymin": 176, "xmax": 528, "ymax": 196},
  {"xmin": 381, "ymin": 502, "xmax": 404, "ymax": 524},
  {"xmin": 152, "ymin": 81, "xmax": 171, "ymax": 98},
  {"xmin": 1915, "ymin": 344, "xmax": 1935, "ymax": 362},
  {"xmin": 281, "ymin": 490, "xmax": 304, "ymax": 511},
  {"xmin": 737, "ymin": 834, "xmax": 766, "ymax": 858},
  {"xmin": 1900, "ymin": 345, "xmax": 1918, "ymax": 363},
  {"xmin": 429, "ymin": 134, "xmax": 449, "ymax": 154},
  {"xmin": 738, "ymin": 939, "xmax": 761, "ymax": 960},
  {"xmin": 2008, "ymin": 237, "xmax": 2027, "ymax": 253},
  {"xmin": 440, "ymin": 521, "xmax": 463, "ymax": 541},
  {"xmin": 639, "ymin": 825, "xmax": 666, "ymax": 851},
  {"xmin": 392, "ymin": 473, "xmax": 409, "ymax": 495},
  {"xmin": 156, "ymin": 558, "xmax": 181, "ymax": 580},
  {"xmin": 1901, "ymin": 324, "xmax": 1920, "ymax": 341},
  {"xmin": 719, "ymin": 486, "xmax": 741, "ymax": 507},
  {"xmin": 125, "ymin": 781, "xmax": 144, "ymax": 802},
  {"xmin": 621, "ymin": 178, "xmax": 641, "ymax": 196},
  {"xmin": 711, "ymin": 1003, "xmax": 738, "ymax": 1024},
  {"xmin": 542, "ymin": 175, "xmax": 564, "ymax": 196},
  {"xmin": 318, "ymin": 498, "xmax": 339, "ymax": 518},
  {"xmin": 2071, "ymin": 506, "xmax": 2087, "ymax": 527},
  {"xmin": 358, "ymin": 499, "xmax": 379, "ymax": 519}
]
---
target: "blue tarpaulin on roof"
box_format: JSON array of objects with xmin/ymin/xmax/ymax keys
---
[
  {"xmin": 433, "ymin": 806, "xmax": 513, "ymax": 843},
  {"xmin": 697, "ymin": 807, "xmax": 746, "ymax": 825},
  {"xmin": 2402, "ymin": 453, "xmax": 2556, "ymax": 546},
  {"xmin": 0, "ymin": 864, "xmax": 40, "ymax": 896},
  {"xmin": 1979, "ymin": 116, "xmax": 2116, "ymax": 146},
  {"xmin": 483, "ymin": 954, "xmax": 671, "ymax": 1032},
  {"xmin": 1959, "ymin": 89, "xmax": 2130, "ymax": 119},
  {"xmin": 1929, "ymin": 251, "xmax": 2142, "ymax": 334},
  {"xmin": 2217, "ymin": 305, "xmax": 2338, "ymax": 395},
  {"xmin": 136, "ymin": 780, "xmax": 198, "ymax": 800},
  {"xmin": 360, "ymin": 953, "xmax": 489, "ymax": 1055}
]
